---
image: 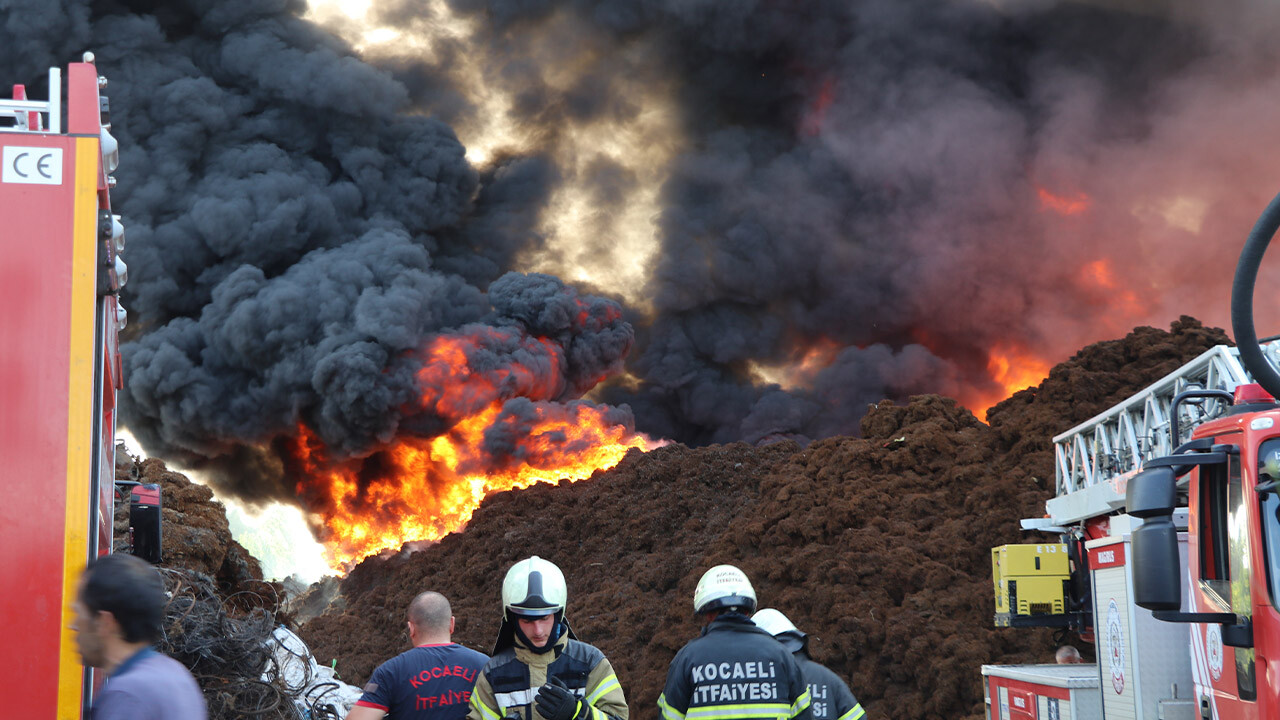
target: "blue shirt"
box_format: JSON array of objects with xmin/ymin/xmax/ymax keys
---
[
  {"xmin": 357, "ymin": 642, "xmax": 489, "ymax": 719},
  {"xmin": 93, "ymin": 647, "xmax": 207, "ymax": 720}
]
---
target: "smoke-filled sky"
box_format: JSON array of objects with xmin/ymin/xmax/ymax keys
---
[
  {"xmin": 317, "ymin": 0, "xmax": 1280, "ymax": 444},
  {"xmin": 7, "ymin": 0, "xmax": 1280, "ymax": 503}
]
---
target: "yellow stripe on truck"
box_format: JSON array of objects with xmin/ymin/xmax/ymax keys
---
[{"xmin": 57, "ymin": 135, "xmax": 99, "ymax": 717}]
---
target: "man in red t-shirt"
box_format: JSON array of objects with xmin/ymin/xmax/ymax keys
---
[{"xmin": 349, "ymin": 591, "xmax": 489, "ymax": 720}]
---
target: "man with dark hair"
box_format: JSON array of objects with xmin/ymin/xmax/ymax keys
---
[
  {"xmin": 350, "ymin": 591, "xmax": 489, "ymax": 720},
  {"xmin": 71, "ymin": 553, "xmax": 206, "ymax": 719}
]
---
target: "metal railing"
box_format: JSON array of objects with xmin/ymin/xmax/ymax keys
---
[
  {"xmin": 1051, "ymin": 343, "xmax": 1280, "ymax": 497},
  {"xmin": 0, "ymin": 67, "xmax": 62, "ymax": 134}
]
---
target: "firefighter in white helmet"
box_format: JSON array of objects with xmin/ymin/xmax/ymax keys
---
[
  {"xmin": 467, "ymin": 557, "xmax": 628, "ymax": 720},
  {"xmin": 658, "ymin": 565, "xmax": 811, "ymax": 720},
  {"xmin": 753, "ymin": 609, "xmax": 866, "ymax": 720}
]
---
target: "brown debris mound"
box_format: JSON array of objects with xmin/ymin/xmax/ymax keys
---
[
  {"xmin": 114, "ymin": 456, "xmax": 267, "ymax": 597},
  {"xmin": 296, "ymin": 317, "xmax": 1228, "ymax": 720}
]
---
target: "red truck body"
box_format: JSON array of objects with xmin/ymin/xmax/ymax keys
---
[{"xmin": 0, "ymin": 60, "xmax": 121, "ymax": 719}]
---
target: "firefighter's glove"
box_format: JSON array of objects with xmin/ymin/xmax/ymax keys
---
[{"xmin": 535, "ymin": 676, "xmax": 588, "ymax": 720}]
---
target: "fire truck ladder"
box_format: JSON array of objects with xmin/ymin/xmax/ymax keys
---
[
  {"xmin": 1044, "ymin": 342, "xmax": 1280, "ymax": 524},
  {"xmin": 0, "ymin": 66, "xmax": 61, "ymax": 132}
]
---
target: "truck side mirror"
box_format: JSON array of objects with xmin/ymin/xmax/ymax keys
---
[
  {"xmin": 1128, "ymin": 466, "xmax": 1177, "ymax": 515},
  {"xmin": 1127, "ymin": 468, "xmax": 1181, "ymax": 611}
]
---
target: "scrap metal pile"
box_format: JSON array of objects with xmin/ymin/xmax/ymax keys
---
[{"xmin": 113, "ymin": 461, "xmax": 361, "ymax": 719}]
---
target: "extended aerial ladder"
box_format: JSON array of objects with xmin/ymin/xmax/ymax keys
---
[{"xmin": 1045, "ymin": 342, "xmax": 1280, "ymax": 526}]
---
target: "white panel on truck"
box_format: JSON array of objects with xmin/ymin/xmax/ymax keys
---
[
  {"xmin": 981, "ymin": 664, "xmax": 1101, "ymax": 720},
  {"xmin": 1087, "ymin": 529, "xmax": 1195, "ymax": 720}
]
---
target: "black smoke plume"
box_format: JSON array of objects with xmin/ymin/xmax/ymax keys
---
[
  {"xmin": 366, "ymin": 0, "xmax": 1280, "ymax": 442},
  {"xmin": 1, "ymin": 0, "xmax": 633, "ymax": 501},
  {"xmin": 8, "ymin": 0, "xmax": 1280, "ymax": 507}
]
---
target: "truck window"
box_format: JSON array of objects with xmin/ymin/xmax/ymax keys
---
[
  {"xmin": 1196, "ymin": 438, "xmax": 1255, "ymax": 700},
  {"xmin": 1226, "ymin": 450, "xmax": 1256, "ymax": 700},
  {"xmin": 1199, "ymin": 457, "xmax": 1231, "ymax": 604},
  {"xmin": 1260, "ymin": 438, "xmax": 1280, "ymax": 612}
]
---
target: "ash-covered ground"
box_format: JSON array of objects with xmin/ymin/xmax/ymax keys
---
[{"xmin": 285, "ymin": 317, "xmax": 1228, "ymax": 720}]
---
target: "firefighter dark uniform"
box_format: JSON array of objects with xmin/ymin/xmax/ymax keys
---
[
  {"xmin": 752, "ymin": 608, "xmax": 865, "ymax": 720},
  {"xmin": 795, "ymin": 656, "xmax": 864, "ymax": 720},
  {"xmin": 660, "ymin": 564, "xmax": 812, "ymax": 720},
  {"xmin": 659, "ymin": 612, "xmax": 811, "ymax": 720}
]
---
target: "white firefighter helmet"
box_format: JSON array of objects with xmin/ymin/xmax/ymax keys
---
[
  {"xmin": 502, "ymin": 556, "xmax": 567, "ymax": 618},
  {"xmin": 693, "ymin": 564, "xmax": 757, "ymax": 615},
  {"xmin": 753, "ymin": 607, "xmax": 808, "ymax": 653},
  {"xmin": 752, "ymin": 608, "xmax": 799, "ymax": 636}
]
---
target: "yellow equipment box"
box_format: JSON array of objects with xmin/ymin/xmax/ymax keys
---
[{"xmin": 992, "ymin": 543, "xmax": 1070, "ymax": 626}]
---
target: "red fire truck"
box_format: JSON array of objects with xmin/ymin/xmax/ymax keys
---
[
  {"xmin": 982, "ymin": 199, "xmax": 1280, "ymax": 719},
  {"xmin": 0, "ymin": 55, "xmax": 126, "ymax": 718}
]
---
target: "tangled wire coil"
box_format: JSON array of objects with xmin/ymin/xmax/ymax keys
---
[{"xmin": 157, "ymin": 568, "xmax": 343, "ymax": 720}]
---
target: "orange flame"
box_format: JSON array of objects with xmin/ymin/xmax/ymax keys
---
[
  {"xmin": 291, "ymin": 321, "xmax": 661, "ymax": 567},
  {"xmin": 293, "ymin": 402, "xmax": 659, "ymax": 567},
  {"xmin": 416, "ymin": 330, "xmax": 566, "ymax": 419},
  {"xmin": 988, "ymin": 343, "xmax": 1051, "ymax": 397},
  {"xmin": 794, "ymin": 338, "xmax": 840, "ymax": 380},
  {"xmin": 1079, "ymin": 258, "xmax": 1146, "ymax": 320},
  {"xmin": 1037, "ymin": 186, "xmax": 1090, "ymax": 216},
  {"xmin": 961, "ymin": 342, "xmax": 1052, "ymax": 419},
  {"xmin": 1080, "ymin": 258, "xmax": 1116, "ymax": 286},
  {"xmin": 753, "ymin": 336, "xmax": 842, "ymax": 389}
]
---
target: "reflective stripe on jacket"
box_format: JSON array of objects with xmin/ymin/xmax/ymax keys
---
[
  {"xmin": 794, "ymin": 654, "xmax": 863, "ymax": 720},
  {"xmin": 658, "ymin": 613, "xmax": 812, "ymax": 720}
]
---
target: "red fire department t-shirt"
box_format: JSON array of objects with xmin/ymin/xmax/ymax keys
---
[{"xmin": 355, "ymin": 642, "xmax": 489, "ymax": 719}]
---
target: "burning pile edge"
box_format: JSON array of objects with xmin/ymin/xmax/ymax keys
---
[{"xmin": 285, "ymin": 317, "xmax": 1229, "ymax": 720}]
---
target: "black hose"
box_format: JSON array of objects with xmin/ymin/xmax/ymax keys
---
[{"xmin": 1232, "ymin": 192, "xmax": 1280, "ymax": 398}]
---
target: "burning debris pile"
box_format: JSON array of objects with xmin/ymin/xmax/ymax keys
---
[
  {"xmin": 124, "ymin": 262, "xmax": 659, "ymax": 567},
  {"xmin": 296, "ymin": 317, "xmax": 1230, "ymax": 720}
]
